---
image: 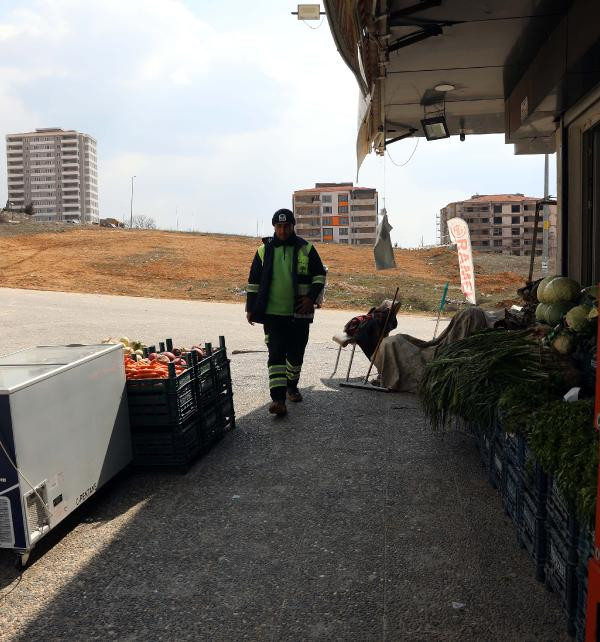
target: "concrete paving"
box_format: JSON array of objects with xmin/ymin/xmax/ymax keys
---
[{"xmin": 0, "ymin": 289, "xmax": 569, "ymax": 641}]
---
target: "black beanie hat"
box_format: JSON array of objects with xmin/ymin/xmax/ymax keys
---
[{"xmin": 272, "ymin": 209, "xmax": 295, "ymax": 226}]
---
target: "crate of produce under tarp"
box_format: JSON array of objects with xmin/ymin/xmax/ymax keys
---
[
  {"xmin": 131, "ymin": 415, "xmax": 202, "ymax": 468},
  {"xmin": 125, "ymin": 358, "xmax": 197, "ymax": 428}
]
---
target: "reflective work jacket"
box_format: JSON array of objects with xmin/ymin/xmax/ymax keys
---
[{"xmin": 246, "ymin": 234, "xmax": 326, "ymax": 324}]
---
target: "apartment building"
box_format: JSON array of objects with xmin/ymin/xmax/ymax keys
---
[
  {"xmin": 293, "ymin": 183, "xmax": 378, "ymax": 245},
  {"xmin": 5, "ymin": 128, "xmax": 99, "ymax": 223},
  {"xmin": 438, "ymin": 194, "xmax": 557, "ymax": 257}
]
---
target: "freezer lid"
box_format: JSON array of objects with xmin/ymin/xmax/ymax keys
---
[
  {"xmin": 0, "ymin": 344, "xmax": 121, "ymax": 366},
  {"xmin": 0, "ymin": 365, "xmax": 66, "ymax": 394}
]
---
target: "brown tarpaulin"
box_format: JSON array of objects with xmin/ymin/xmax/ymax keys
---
[{"xmin": 373, "ymin": 307, "xmax": 489, "ymax": 393}]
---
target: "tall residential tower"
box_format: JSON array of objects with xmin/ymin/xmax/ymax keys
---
[{"xmin": 5, "ymin": 128, "xmax": 99, "ymax": 223}]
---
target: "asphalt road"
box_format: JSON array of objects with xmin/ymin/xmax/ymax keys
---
[{"xmin": 0, "ymin": 288, "xmax": 569, "ymax": 641}]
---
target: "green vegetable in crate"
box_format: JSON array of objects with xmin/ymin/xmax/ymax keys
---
[
  {"xmin": 565, "ymin": 304, "xmax": 593, "ymax": 332},
  {"xmin": 552, "ymin": 332, "xmax": 575, "ymax": 355},
  {"xmin": 536, "ymin": 275, "xmax": 558, "ymax": 302},
  {"xmin": 541, "ymin": 276, "xmax": 581, "ymax": 304},
  {"xmin": 589, "ymin": 306, "xmax": 599, "ymax": 320},
  {"xmin": 546, "ymin": 302, "xmax": 575, "ymax": 326}
]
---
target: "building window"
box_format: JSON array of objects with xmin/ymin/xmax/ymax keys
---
[
  {"xmin": 321, "ymin": 195, "xmax": 332, "ymax": 203},
  {"xmin": 339, "ymin": 238, "xmax": 348, "ymax": 244},
  {"xmin": 511, "ymin": 216, "xmax": 520, "ymax": 224},
  {"xmin": 338, "ymin": 194, "xmax": 349, "ymax": 202},
  {"xmin": 480, "ymin": 218, "xmax": 489, "ymax": 223},
  {"xmin": 493, "ymin": 216, "xmax": 502, "ymax": 224},
  {"xmin": 339, "ymin": 217, "xmax": 349, "ymax": 225},
  {"xmin": 322, "ymin": 206, "xmax": 332, "ymax": 214},
  {"xmin": 480, "ymin": 240, "xmax": 490, "ymax": 246},
  {"xmin": 493, "ymin": 228, "xmax": 502, "ymax": 236},
  {"xmin": 512, "ymin": 238, "xmax": 521, "ymax": 246},
  {"xmin": 322, "ymin": 227, "xmax": 333, "ymax": 236},
  {"xmin": 493, "ymin": 205, "xmax": 502, "ymax": 213},
  {"xmin": 339, "ymin": 228, "xmax": 348, "ymax": 235},
  {"xmin": 339, "ymin": 206, "xmax": 348, "ymax": 213},
  {"xmin": 512, "ymin": 229, "xmax": 520, "ymax": 236},
  {"xmin": 511, "ymin": 204, "xmax": 520, "ymax": 213},
  {"xmin": 322, "ymin": 217, "xmax": 333, "ymax": 225},
  {"xmin": 493, "ymin": 240, "xmax": 502, "ymax": 247}
]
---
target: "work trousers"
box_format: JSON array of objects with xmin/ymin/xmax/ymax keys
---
[{"xmin": 263, "ymin": 315, "xmax": 310, "ymax": 401}]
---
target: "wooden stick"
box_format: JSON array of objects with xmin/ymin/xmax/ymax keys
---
[{"xmin": 363, "ymin": 287, "xmax": 400, "ymax": 384}]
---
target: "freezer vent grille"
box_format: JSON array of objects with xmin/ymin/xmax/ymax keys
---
[
  {"xmin": 25, "ymin": 486, "xmax": 48, "ymax": 537},
  {"xmin": 0, "ymin": 497, "xmax": 15, "ymax": 547}
]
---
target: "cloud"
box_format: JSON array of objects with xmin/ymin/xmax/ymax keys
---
[{"xmin": 0, "ymin": 0, "xmax": 557, "ymax": 247}]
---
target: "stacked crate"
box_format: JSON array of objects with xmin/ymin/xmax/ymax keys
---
[
  {"xmin": 575, "ymin": 528, "xmax": 594, "ymax": 642},
  {"xmin": 517, "ymin": 437, "xmax": 548, "ymax": 582},
  {"xmin": 545, "ymin": 477, "xmax": 580, "ymax": 636},
  {"xmin": 127, "ymin": 335, "xmax": 235, "ymax": 469},
  {"xmin": 127, "ymin": 359, "xmax": 202, "ymax": 468}
]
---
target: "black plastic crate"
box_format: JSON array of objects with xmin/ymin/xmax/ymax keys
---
[
  {"xmin": 545, "ymin": 525, "xmax": 578, "ymax": 633},
  {"xmin": 502, "ymin": 460, "xmax": 520, "ymax": 524},
  {"xmin": 217, "ymin": 388, "xmax": 235, "ymax": 430},
  {"xmin": 198, "ymin": 401, "xmax": 223, "ymax": 449},
  {"xmin": 518, "ymin": 484, "xmax": 547, "ymax": 581},
  {"xmin": 503, "ymin": 431, "xmax": 523, "ymax": 469},
  {"xmin": 520, "ymin": 439, "xmax": 548, "ymax": 504},
  {"xmin": 194, "ymin": 355, "xmax": 218, "ymax": 407},
  {"xmin": 575, "ymin": 528, "xmax": 594, "ymax": 642},
  {"xmin": 490, "ymin": 431, "xmax": 504, "ymax": 491},
  {"xmin": 547, "ymin": 477, "xmax": 579, "ymax": 546},
  {"xmin": 127, "ymin": 366, "xmax": 197, "ymax": 428},
  {"xmin": 478, "ymin": 428, "xmax": 492, "ymax": 473},
  {"xmin": 131, "ymin": 416, "xmax": 202, "ymax": 467}
]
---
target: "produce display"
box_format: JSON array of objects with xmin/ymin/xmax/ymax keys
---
[{"xmin": 101, "ymin": 336, "xmax": 208, "ymax": 379}]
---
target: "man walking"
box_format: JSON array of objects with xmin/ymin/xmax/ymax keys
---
[{"xmin": 246, "ymin": 209, "xmax": 326, "ymax": 416}]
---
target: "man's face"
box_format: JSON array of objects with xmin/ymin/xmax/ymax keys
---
[{"xmin": 274, "ymin": 222, "xmax": 294, "ymax": 241}]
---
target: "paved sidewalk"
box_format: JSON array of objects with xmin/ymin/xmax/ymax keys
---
[{"xmin": 0, "ymin": 289, "xmax": 568, "ymax": 640}]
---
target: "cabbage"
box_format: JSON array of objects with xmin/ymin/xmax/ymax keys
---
[
  {"xmin": 546, "ymin": 302, "xmax": 575, "ymax": 326},
  {"xmin": 565, "ymin": 305, "xmax": 592, "ymax": 332},
  {"xmin": 537, "ymin": 276, "xmax": 558, "ymax": 303},
  {"xmin": 552, "ymin": 333, "xmax": 575, "ymax": 355},
  {"xmin": 535, "ymin": 303, "xmax": 549, "ymax": 323},
  {"xmin": 543, "ymin": 277, "xmax": 581, "ymax": 304}
]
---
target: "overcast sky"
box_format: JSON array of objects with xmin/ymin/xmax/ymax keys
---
[{"xmin": 0, "ymin": 0, "xmax": 557, "ymax": 246}]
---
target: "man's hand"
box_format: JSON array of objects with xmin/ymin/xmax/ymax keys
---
[
  {"xmin": 296, "ymin": 296, "xmax": 314, "ymax": 315},
  {"xmin": 246, "ymin": 311, "xmax": 254, "ymax": 325}
]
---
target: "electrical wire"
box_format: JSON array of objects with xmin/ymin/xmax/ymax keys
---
[
  {"xmin": 0, "ymin": 435, "xmax": 52, "ymax": 520},
  {"xmin": 386, "ymin": 137, "xmax": 420, "ymax": 167},
  {"xmin": 301, "ymin": 17, "xmax": 325, "ymax": 30}
]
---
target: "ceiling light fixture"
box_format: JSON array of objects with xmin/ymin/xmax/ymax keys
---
[
  {"xmin": 421, "ymin": 115, "xmax": 450, "ymax": 141},
  {"xmin": 434, "ymin": 83, "xmax": 455, "ymax": 92}
]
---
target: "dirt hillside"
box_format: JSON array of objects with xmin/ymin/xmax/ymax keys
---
[{"xmin": 0, "ymin": 225, "xmax": 549, "ymax": 312}]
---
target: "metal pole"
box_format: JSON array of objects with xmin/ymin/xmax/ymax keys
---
[
  {"xmin": 129, "ymin": 175, "xmax": 135, "ymax": 228},
  {"xmin": 542, "ymin": 154, "xmax": 549, "ymax": 274}
]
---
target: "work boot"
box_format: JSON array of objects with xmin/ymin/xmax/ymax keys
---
[
  {"xmin": 268, "ymin": 400, "xmax": 287, "ymax": 416},
  {"xmin": 286, "ymin": 388, "xmax": 303, "ymax": 402}
]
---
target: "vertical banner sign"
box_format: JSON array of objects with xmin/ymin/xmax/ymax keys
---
[{"xmin": 447, "ymin": 217, "xmax": 476, "ymax": 304}]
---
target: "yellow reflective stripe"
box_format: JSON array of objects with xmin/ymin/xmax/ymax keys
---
[
  {"xmin": 246, "ymin": 283, "xmax": 259, "ymax": 292},
  {"xmin": 269, "ymin": 377, "xmax": 287, "ymax": 388},
  {"xmin": 298, "ymin": 284, "xmax": 310, "ymax": 294},
  {"xmin": 311, "ymin": 275, "xmax": 325, "ymax": 284},
  {"xmin": 269, "ymin": 365, "xmax": 287, "ymax": 374},
  {"xmin": 257, "ymin": 245, "xmax": 266, "ymax": 263}
]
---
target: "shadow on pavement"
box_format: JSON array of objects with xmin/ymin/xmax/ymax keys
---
[{"xmin": 2, "ymin": 386, "xmax": 570, "ymax": 641}]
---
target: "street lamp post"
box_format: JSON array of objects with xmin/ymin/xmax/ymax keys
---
[{"xmin": 129, "ymin": 175, "xmax": 136, "ymax": 228}]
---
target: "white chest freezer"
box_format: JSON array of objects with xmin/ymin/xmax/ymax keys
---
[{"xmin": 0, "ymin": 344, "xmax": 131, "ymax": 565}]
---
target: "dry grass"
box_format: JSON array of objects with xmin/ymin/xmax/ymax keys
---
[{"xmin": 0, "ymin": 226, "xmax": 551, "ymax": 311}]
